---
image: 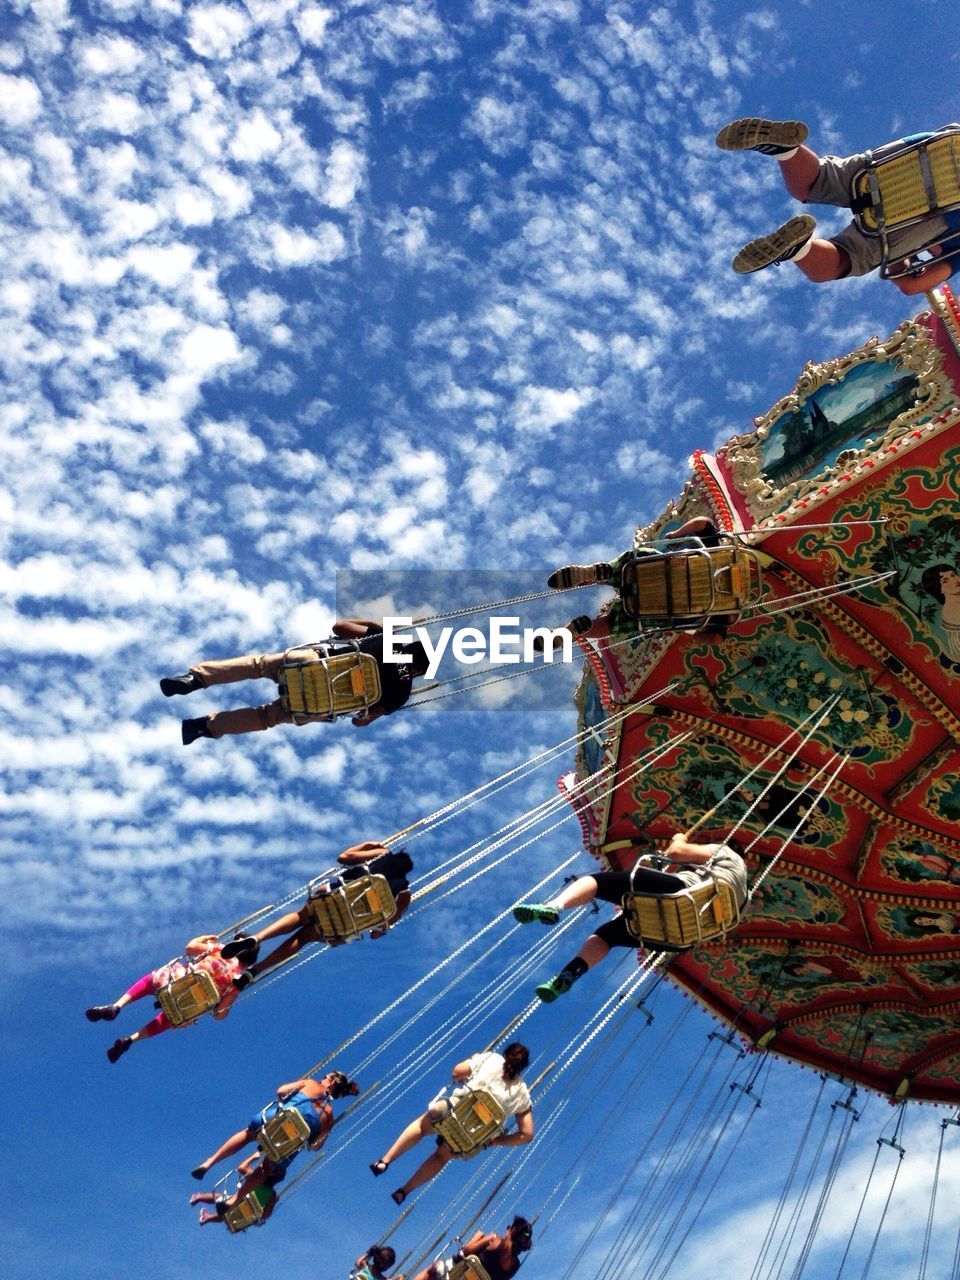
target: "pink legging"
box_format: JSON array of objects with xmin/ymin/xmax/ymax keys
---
[{"xmin": 125, "ymin": 972, "xmax": 173, "ymax": 1037}]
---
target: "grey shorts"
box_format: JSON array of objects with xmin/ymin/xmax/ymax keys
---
[{"xmin": 806, "ymin": 137, "xmax": 953, "ymax": 276}]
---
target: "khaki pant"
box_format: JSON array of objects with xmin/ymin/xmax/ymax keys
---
[{"xmin": 191, "ymin": 649, "xmax": 318, "ymax": 738}]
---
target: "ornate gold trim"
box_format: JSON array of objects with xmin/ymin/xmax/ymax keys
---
[{"xmin": 720, "ymin": 316, "xmax": 952, "ymax": 522}]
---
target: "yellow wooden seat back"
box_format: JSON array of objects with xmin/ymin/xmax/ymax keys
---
[
  {"xmin": 258, "ymin": 1105, "xmax": 313, "ymax": 1163},
  {"xmin": 621, "ymin": 877, "xmax": 742, "ymax": 951},
  {"xmin": 277, "ymin": 651, "xmax": 382, "ymax": 720},
  {"xmin": 432, "ymin": 1088, "xmax": 506, "ymax": 1157},
  {"xmin": 224, "ymin": 1187, "xmax": 274, "ymax": 1234},
  {"xmin": 449, "ymin": 1258, "xmax": 492, "ymax": 1280},
  {"xmin": 156, "ymin": 969, "xmax": 221, "ymax": 1027},
  {"xmin": 306, "ymin": 874, "xmax": 397, "ymax": 942},
  {"xmin": 619, "ymin": 546, "xmax": 758, "ymax": 622},
  {"xmin": 853, "ymin": 133, "xmax": 960, "ymax": 233}
]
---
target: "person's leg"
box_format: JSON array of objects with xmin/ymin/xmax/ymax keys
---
[
  {"xmin": 190, "ymin": 1192, "xmax": 218, "ymax": 1206},
  {"xmin": 394, "ymin": 1143, "xmax": 454, "ymax": 1200},
  {"xmin": 514, "ymin": 874, "xmax": 601, "ymax": 925},
  {"xmin": 87, "ymin": 971, "xmax": 157, "ymax": 1021},
  {"xmin": 252, "ymin": 906, "xmax": 312, "ymax": 945},
  {"xmin": 189, "ymin": 651, "xmax": 289, "ymax": 688},
  {"xmin": 374, "ymin": 1112, "xmax": 434, "ymax": 1170},
  {"xmin": 248, "ymin": 924, "xmax": 318, "ymax": 978},
  {"xmin": 536, "ymin": 932, "xmax": 612, "ymax": 1002},
  {"xmin": 203, "ymin": 700, "xmax": 297, "ymax": 738},
  {"xmin": 193, "ymin": 1127, "xmax": 255, "ymax": 1179}
]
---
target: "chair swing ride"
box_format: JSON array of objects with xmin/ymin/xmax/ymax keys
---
[{"xmin": 114, "ymin": 142, "xmax": 960, "ymax": 1271}]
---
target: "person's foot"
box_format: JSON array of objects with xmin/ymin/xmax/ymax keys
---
[
  {"xmin": 198, "ymin": 1211, "xmax": 218, "ymax": 1225},
  {"xmin": 189, "ymin": 1193, "xmax": 206, "ymax": 1205},
  {"xmin": 107, "ymin": 1036, "xmax": 132, "ymax": 1063},
  {"xmin": 531, "ymin": 616, "xmax": 593, "ymax": 653},
  {"xmin": 191, "ymin": 1164, "xmax": 209, "ymax": 1181},
  {"xmin": 513, "ymin": 903, "xmax": 561, "ymax": 926},
  {"xmin": 715, "ymin": 117, "xmax": 809, "ymax": 155},
  {"xmin": 181, "ymin": 717, "xmax": 213, "ymax": 746},
  {"xmin": 548, "ymin": 563, "xmax": 614, "ymax": 590},
  {"xmin": 732, "ymin": 215, "xmax": 817, "ymax": 274},
  {"xmin": 160, "ymin": 672, "xmax": 203, "ymax": 697},
  {"xmin": 391, "ymin": 1187, "xmax": 407, "ymax": 1205},
  {"xmin": 232, "ymin": 969, "xmax": 254, "ymax": 992},
  {"xmin": 535, "ymin": 972, "xmax": 575, "ymax": 1003},
  {"xmin": 369, "ymin": 1159, "xmax": 389, "ymax": 1177},
  {"xmin": 85, "ymin": 1004, "xmax": 119, "ymax": 1022},
  {"xmin": 221, "ymin": 935, "xmax": 260, "ymax": 962}
]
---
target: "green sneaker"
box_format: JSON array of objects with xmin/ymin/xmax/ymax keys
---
[
  {"xmin": 535, "ymin": 972, "xmax": 574, "ymax": 1003},
  {"xmin": 513, "ymin": 903, "xmax": 560, "ymax": 926}
]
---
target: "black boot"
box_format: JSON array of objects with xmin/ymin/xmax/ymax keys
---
[
  {"xmin": 182, "ymin": 717, "xmax": 214, "ymax": 746},
  {"xmin": 222, "ymin": 935, "xmax": 260, "ymax": 962},
  {"xmin": 107, "ymin": 1036, "xmax": 132, "ymax": 1063},
  {"xmin": 232, "ymin": 969, "xmax": 254, "ymax": 992},
  {"xmin": 85, "ymin": 1004, "xmax": 119, "ymax": 1022},
  {"xmin": 160, "ymin": 672, "xmax": 203, "ymax": 697}
]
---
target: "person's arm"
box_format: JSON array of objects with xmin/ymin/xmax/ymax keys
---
[
  {"xmin": 338, "ymin": 841, "xmax": 387, "ymax": 864},
  {"xmin": 488, "ymin": 1109, "xmax": 534, "ymax": 1147},
  {"xmin": 352, "ymin": 706, "xmax": 386, "ymax": 726},
  {"xmin": 237, "ymin": 1154, "xmax": 258, "ymax": 1177},
  {"xmin": 184, "ymin": 934, "xmax": 219, "ymax": 956},
  {"xmin": 895, "ymin": 257, "xmax": 953, "ymax": 295},
  {"xmin": 211, "ymin": 985, "xmax": 239, "ymax": 1019},
  {"xmin": 666, "ymin": 515, "xmax": 715, "ymax": 539},
  {"xmin": 462, "ymin": 1231, "xmax": 497, "ymax": 1253},
  {"xmin": 332, "ymin": 618, "xmax": 381, "ymax": 638},
  {"xmin": 451, "ymin": 1056, "xmax": 474, "ymax": 1082},
  {"xmin": 370, "ymin": 889, "xmax": 411, "ymax": 940},
  {"xmin": 275, "ymin": 1079, "xmax": 308, "ymax": 1099},
  {"xmin": 664, "ymin": 833, "xmax": 717, "ymax": 865}
]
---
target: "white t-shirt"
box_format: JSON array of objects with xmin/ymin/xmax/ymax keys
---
[
  {"xmin": 453, "ymin": 1051, "xmax": 532, "ymax": 1119},
  {"xmin": 672, "ymin": 842, "xmax": 748, "ymax": 905}
]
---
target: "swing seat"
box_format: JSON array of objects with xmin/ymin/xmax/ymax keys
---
[
  {"xmin": 306, "ymin": 874, "xmax": 397, "ymax": 941},
  {"xmin": 223, "ymin": 1186, "xmax": 275, "ymax": 1233},
  {"xmin": 618, "ymin": 544, "xmax": 762, "ymax": 626},
  {"xmin": 851, "ymin": 131, "xmax": 960, "ymax": 277},
  {"xmin": 156, "ymin": 968, "xmax": 221, "ymax": 1027},
  {"xmin": 448, "ymin": 1258, "xmax": 492, "ymax": 1280},
  {"xmin": 277, "ymin": 644, "xmax": 382, "ymax": 721},
  {"xmin": 431, "ymin": 1088, "xmax": 506, "ymax": 1157},
  {"xmin": 258, "ymin": 1104, "xmax": 313, "ymax": 1162},
  {"xmin": 621, "ymin": 876, "xmax": 742, "ymax": 952}
]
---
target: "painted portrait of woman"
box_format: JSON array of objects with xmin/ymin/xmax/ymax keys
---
[{"xmin": 920, "ymin": 563, "xmax": 960, "ymax": 661}]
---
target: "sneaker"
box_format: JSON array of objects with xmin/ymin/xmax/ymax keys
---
[
  {"xmin": 548, "ymin": 563, "xmax": 614, "ymax": 590},
  {"xmin": 160, "ymin": 672, "xmax": 202, "ymax": 697},
  {"xmin": 513, "ymin": 903, "xmax": 561, "ymax": 926},
  {"xmin": 715, "ymin": 117, "xmax": 808, "ymax": 155},
  {"xmin": 85, "ymin": 1004, "xmax": 119, "ymax": 1022},
  {"xmin": 531, "ymin": 616, "xmax": 594, "ymax": 653},
  {"xmin": 221, "ymin": 935, "xmax": 260, "ymax": 962},
  {"xmin": 732, "ymin": 215, "xmax": 817, "ymax": 274},
  {"xmin": 107, "ymin": 1036, "xmax": 132, "ymax": 1063},
  {"xmin": 535, "ymin": 972, "xmax": 574, "ymax": 1003},
  {"xmin": 181, "ymin": 717, "xmax": 213, "ymax": 746},
  {"xmin": 232, "ymin": 969, "xmax": 253, "ymax": 992}
]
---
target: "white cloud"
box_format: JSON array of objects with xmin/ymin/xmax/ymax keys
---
[
  {"xmin": 324, "ymin": 139, "xmax": 365, "ymax": 208},
  {"xmin": 230, "ymin": 109, "xmax": 283, "ymax": 162},
  {"xmin": 78, "ymin": 34, "xmax": 143, "ymax": 75},
  {"xmin": 514, "ymin": 385, "xmax": 596, "ymax": 432},
  {"xmin": 265, "ymin": 221, "xmax": 347, "ymax": 266},
  {"xmin": 0, "ymin": 72, "xmax": 42, "ymax": 126},
  {"xmin": 187, "ymin": 3, "xmax": 252, "ymax": 59}
]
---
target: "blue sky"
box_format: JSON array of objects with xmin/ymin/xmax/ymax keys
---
[{"xmin": 4, "ymin": 1, "xmax": 960, "ymax": 1277}]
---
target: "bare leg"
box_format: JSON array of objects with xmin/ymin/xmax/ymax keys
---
[
  {"xmin": 253, "ymin": 906, "xmax": 312, "ymax": 944},
  {"xmin": 793, "ymin": 239, "xmax": 850, "ymax": 282},
  {"xmin": 379, "ymin": 1112, "xmax": 434, "ymax": 1166},
  {"xmin": 778, "ymin": 146, "xmax": 821, "ymax": 200},
  {"xmin": 198, "ymin": 1210, "xmax": 224, "ymax": 1226},
  {"xmin": 396, "ymin": 1144, "xmax": 454, "ymax": 1196},
  {"xmin": 249, "ymin": 925, "xmax": 318, "ymax": 977},
  {"xmin": 194, "ymin": 1127, "xmax": 254, "ymax": 1176},
  {"xmin": 577, "ymin": 933, "xmax": 612, "ymax": 969},
  {"xmin": 551, "ymin": 876, "xmax": 599, "ymax": 910},
  {"xmin": 190, "ymin": 1192, "xmax": 217, "ymax": 1205}
]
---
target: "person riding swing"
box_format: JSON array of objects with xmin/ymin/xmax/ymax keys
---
[
  {"xmin": 160, "ymin": 618, "xmax": 429, "ymax": 744},
  {"xmin": 514, "ymin": 832, "xmax": 748, "ymax": 1001}
]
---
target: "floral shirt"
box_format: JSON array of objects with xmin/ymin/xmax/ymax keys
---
[{"xmin": 152, "ymin": 941, "xmax": 243, "ymax": 1020}]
